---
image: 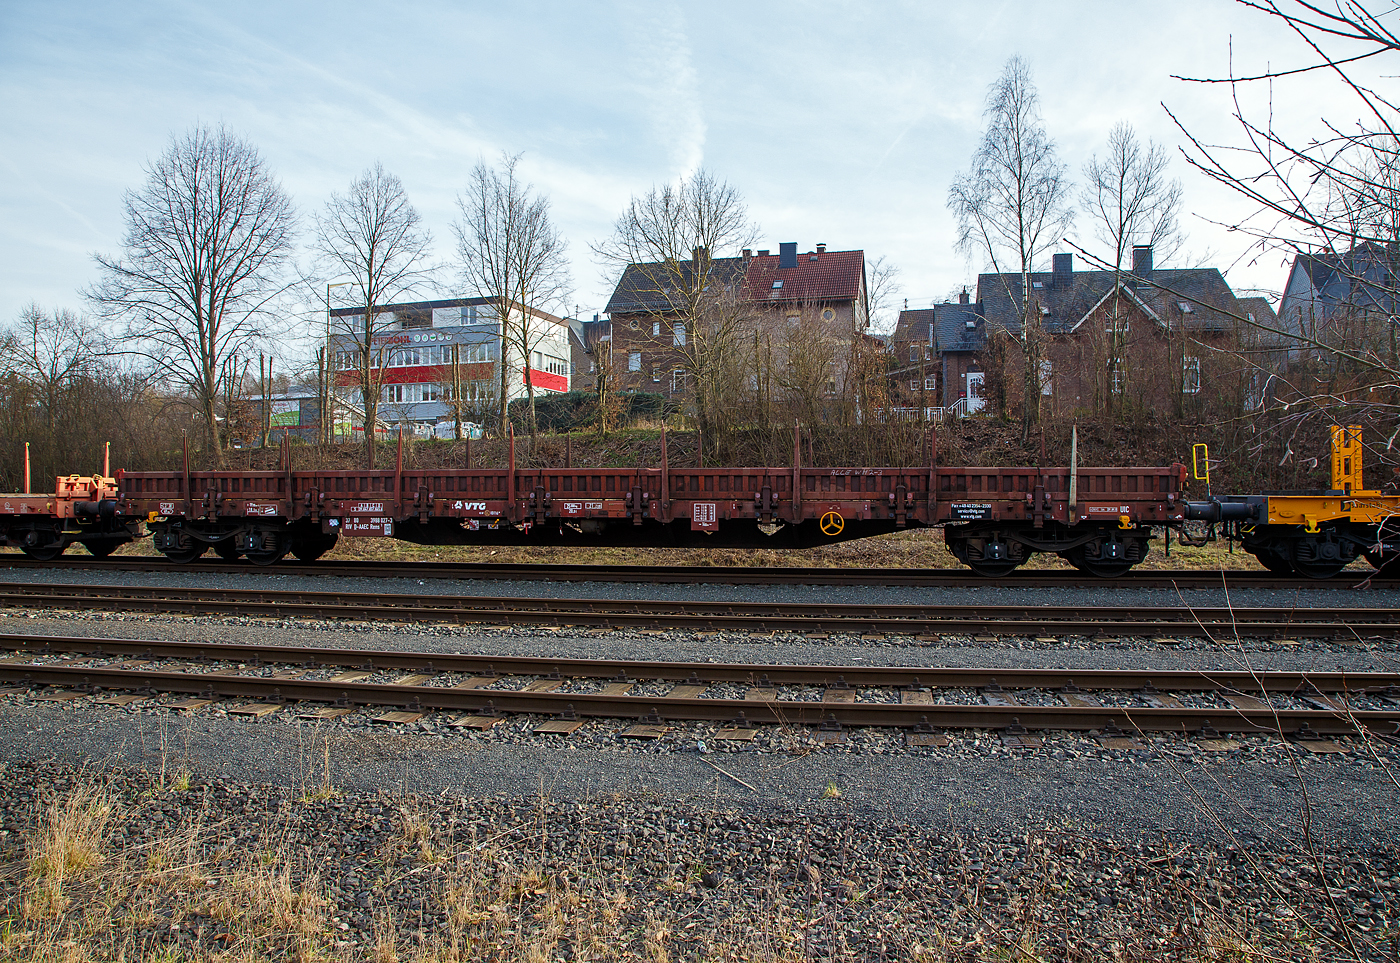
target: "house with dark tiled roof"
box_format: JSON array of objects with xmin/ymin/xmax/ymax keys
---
[
  {"xmin": 603, "ymin": 242, "xmax": 867, "ymax": 402},
  {"xmin": 969, "ymin": 246, "xmax": 1277, "ymax": 416},
  {"xmin": 888, "ymin": 292, "xmax": 992, "ymax": 411},
  {"xmin": 603, "ymin": 249, "xmax": 747, "ymax": 398},
  {"xmin": 1278, "ymin": 242, "xmax": 1399, "ymax": 367}
]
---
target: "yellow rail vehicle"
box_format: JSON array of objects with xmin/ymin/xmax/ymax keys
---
[{"xmin": 1186, "ymin": 426, "xmax": 1400, "ymax": 578}]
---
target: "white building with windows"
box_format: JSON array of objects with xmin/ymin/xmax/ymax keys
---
[{"xmin": 330, "ymin": 297, "xmax": 571, "ymax": 433}]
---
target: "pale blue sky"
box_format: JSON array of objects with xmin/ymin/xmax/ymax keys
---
[{"xmin": 0, "ymin": 0, "xmax": 1368, "ymax": 350}]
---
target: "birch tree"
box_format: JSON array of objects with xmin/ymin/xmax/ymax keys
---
[
  {"xmin": 313, "ymin": 163, "xmax": 437, "ymax": 468},
  {"xmin": 1078, "ymin": 122, "xmax": 1184, "ymax": 412},
  {"xmin": 454, "ymin": 153, "xmax": 572, "ymax": 440},
  {"xmin": 87, "ymin": 124, "xmax": 295, "ymax": 466},
  {"xmin": 948, "ymin": 57, "xmax": 1073, "ymax": 437}
]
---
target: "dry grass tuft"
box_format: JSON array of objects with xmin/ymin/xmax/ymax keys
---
[
  {"xmin": 3, "ymin": 771, "xmax": 1394, "ymax": 962},
  {"xmin": 23, "ymin": 780, "xmax": 113, "ymax": 918}
]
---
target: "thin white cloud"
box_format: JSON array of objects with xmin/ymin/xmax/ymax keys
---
[{"xmin": 624, "ymin": 0, "xmax": 706, "ymax": 179}]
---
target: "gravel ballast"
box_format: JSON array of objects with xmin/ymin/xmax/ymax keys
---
[
  {"xmin": 1, "ymin": 593, "xmax": 1398, "ymax": 959},
  {"xmin": 2, "ymin": 758, "xmax": 1396, "ymax": 961}
]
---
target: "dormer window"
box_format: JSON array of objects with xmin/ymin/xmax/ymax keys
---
[{"xmin": 1178, "ymin": 301, "xmax": 1194, "ymax": 314}]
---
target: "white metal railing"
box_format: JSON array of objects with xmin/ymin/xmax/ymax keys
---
[{"xmin": 873, "ymin": 397, "xmax": 983, "ymax": 423}]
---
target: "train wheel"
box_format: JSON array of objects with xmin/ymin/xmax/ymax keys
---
[
  {"xmin": 1366, "ymin": 550, "xmax": 1400, "ymax": 577},
  {"xmin": 1064, "ymin": 544, "xmax": 1134, "ymax": 578},
  {"xmin": 21, "ymin": 543, "xmax": 67, "ymax": 561},
  {"xmin": 291, "ymin": 536, "xmax": 337, "ymax": 563},
  {"xmin": 246, "ymin": 548, "xmax": 287, "ymax": 567},
  {"xmin": 965, "ymin": 559, "xmax": 1021, "ymax": 578},
  {"xmin": 1078, "ymin": 557, "xmax": 1133, "ymax": 578},
  {"xmin": 1254, "ymin": 549, "xmax": 1295, "ymax": 575},
  {"xmin": 1291, "ymin": 534, "xmax": 1349, "ymax": 580},
  {"xmin": 213, "ymin": 541, "xmax": 242, "ymax": 561},
  {"xmin": 1292, "ymin": 558, "xmax": 1346, "ymax": 579},
  {"xmin": 162, "ymin": 547, "xmax": 207, "ymax": 564}
]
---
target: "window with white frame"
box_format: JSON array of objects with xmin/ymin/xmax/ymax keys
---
[
  {"xmin": 671, "ymin": 369, "xmax": 687, "ymax": 392},
  {"xmin": 1040, "ymin": 359, "xmax": 1053, "ymax": 396},
  {"xmin": 651, "ymin": 364, "xmax": 660, "ymax": 383},
  {"xmin": 652, "ymin": 321, "xmax": 661, "ymax": 336},
  {"xmin": 383, "ymin": 384, "xmax": 406, "ymax": 404},
  {"xmin": 925, "ymin": 376, "xmax": 937, "ymax": 392},
  {"xmin": 628, "ymin": 352, "xmax": 641, "ymax": 372},
  {"xmin": 1183, "ymin": 356, "xmax": 1202, "ymax": 394},
  {"xmin": 673, "ymin": 323, "xmax": 687, "ymax": 346},
  {"xmin": 910, "ymin": 346, "xmax": 919, "ymax": 362},
  {"xmin": 910, "ymin": 379, "xmax": 920, "ymax": 392}
]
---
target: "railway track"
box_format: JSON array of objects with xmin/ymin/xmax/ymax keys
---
[
  {"xmin": 1, "ymin": 635, "xmax": 1397, "ymax": 736},
  {"xmin": 0, "ymin": 581, "xmax": 1396, "ymax": 637},
  {"xmin": 2, "ymin": 554, "xmax": 1395, "ymax": 589}
]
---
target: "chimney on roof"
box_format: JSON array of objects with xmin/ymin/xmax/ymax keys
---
[
  {"xmin": 757, "ymin": 249, "xmax": 770, "ymax": 257},
  {"xmin": 1132, "ymin": 245, "xmax": 1153, "ymax": 282},
  {"xmin": 959, "ymin": 288, "xmax": 969, "ymax": 305},
  {"xmin": 1052, "ymin": 253, "xmax": 1072, "ymax": 285},
  {"xmin": 779, "ymin": 242, "xmax": 798, "ymax": 269},
  {"xmin": 692, "ymin": 246, "xmax": 709, "ymax": 273},
  {"xmin": 816, "ymin": 243, "xmax": 826, "ymax": 254},
  {"xmin": 742, "ymin": 248, "xmax": 752, "ymax": 260}
]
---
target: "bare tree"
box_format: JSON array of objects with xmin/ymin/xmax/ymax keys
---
[
  {"xmin": 87, "ymin": 124, "xmax": 295, "ymax": 467},
  {"xmin": 454, "ymin": 153, "xmax": 572, "ymax": 441},
  {"xmin": 1169, "ymin": 0, "xmax": 1400, "ymax": 452},
  {"xmin": 9, "ymin": 304, "xmax": 95, "ymax": 435},
  {"xmin": 864, "ymin": 255, "xmax": 904, "ymax": 336},
  {"xmin": 314, "ymin": 163, "xmax": 437, "ymax": 468},
  {"xmin": 1081, "ymin": 122, "xmax": 1185, "ymax": 270},
  {"xmin": 1076, "ymin": 123, "xmax": 1185, "ymax": 411},
  {"xmin": 593, "ymin": 169, "xmax": 757, "ymax": 458},
  {"xmin": 948, "ymin": 56, "xmax": 1073, "ymax": 436},
  {"xmin": 589, "ymin": 329, "xmax": 623, "ymax": 438}
]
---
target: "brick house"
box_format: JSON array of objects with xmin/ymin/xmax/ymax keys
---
[
  {"xmin": 890, "ymin": 292, "xmax": 989, "ymax": 412},
  {"xmin": 969, "ymin": 246, "xmax": 1278, "ymax": 417},
  {"xmin": 603, "ymin": 242, "xmax": 868, "ymax": 402},
  {"xmin": 603, "ymin": 250, "xmax": 748, "ymax": 398}
]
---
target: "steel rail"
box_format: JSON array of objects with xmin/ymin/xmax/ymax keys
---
[
  {"xmin": 2, "ymin": 661, "xmax": 1395, "ymax": 735},
  {"xmin": 0, "ymin": 583, "xmax": 1395, "ymax": 637},
  {"xmin": 3, "ymin": 554, "xmax": 1395, "ymax": 589},
  {"xmin": 2, "ymin": 634, "xmax": 1397, "ymax": 693}
]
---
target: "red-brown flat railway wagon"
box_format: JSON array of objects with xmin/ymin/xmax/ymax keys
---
[
  {"xmin": 0, "ymin": 474, "xmax": 142, "ymax": 560},
  {"xmin": 113, "ymin": 435, "xmax": 1188, "ymax": 577}
]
